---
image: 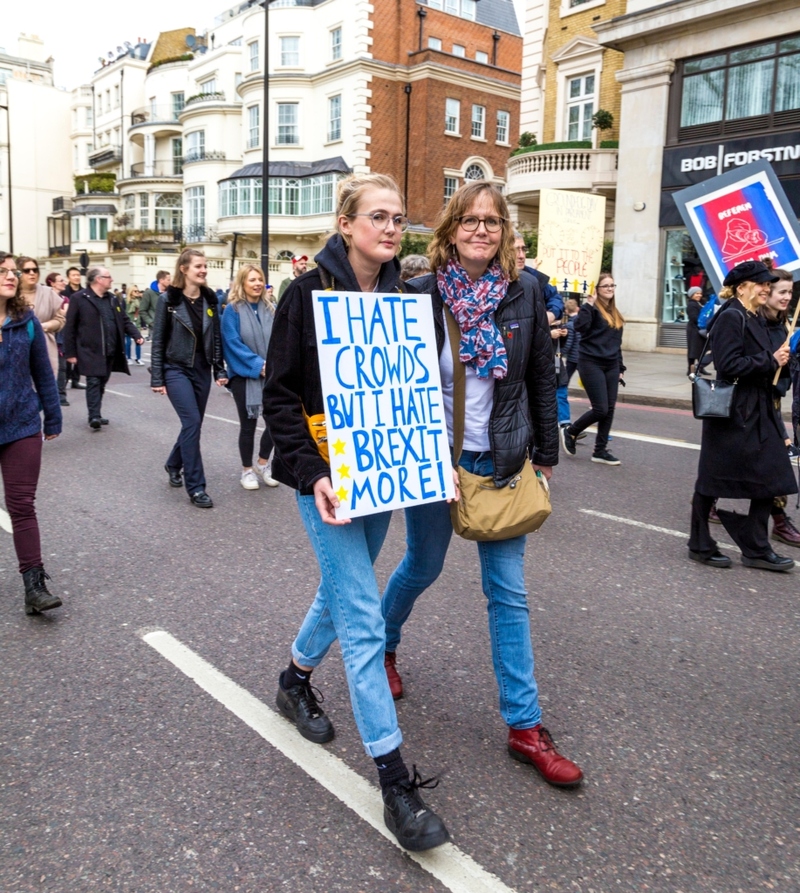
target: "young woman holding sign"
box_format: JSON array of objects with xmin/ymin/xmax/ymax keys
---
[
  {"xmin": 263, "ymin": 173, "xmax": 450, "ymax": 852},
  {"xmin": 381, "ymin": 180, "xmax": 583, "ymax": 788}
]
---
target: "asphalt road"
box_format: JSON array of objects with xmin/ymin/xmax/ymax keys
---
[{"xmin": 1, "ymin": 358, "xmax": 798, "ymax": 893}]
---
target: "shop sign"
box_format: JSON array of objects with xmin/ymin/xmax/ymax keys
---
[
  {"xmin": 662, "ymin": 131, "xmax": 800, "ymax": 189},
  {"xmin": 673, "ymin": 159, "xmax": 800, "ymax": 291}
]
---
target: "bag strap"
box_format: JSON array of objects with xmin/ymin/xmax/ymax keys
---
[
  {"xmin": 444, "ymin": 305, "xmax": 466, "ymax": 466},
  {"xmin": 692, "ymin": 306, "xmax": 744, "ymax": 380}
]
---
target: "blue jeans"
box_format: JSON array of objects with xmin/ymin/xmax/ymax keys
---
[
  {"xmin": 556, "ymin": 384, "xmax": 570, "ymax": 425},
  {"xmin": 165, "ymin": 361, "xmax": 212, "ymax": 495},
  {"xmin": 293, "ymin": 494, "xmax": 402, "ymax": 757},
  {"xmin": 382, "ymin": 450, "xmax": 541, "ymax": 730},
  {"xmin": 125, "ymin": 335, "xmax": 141, "ymax": 361}
]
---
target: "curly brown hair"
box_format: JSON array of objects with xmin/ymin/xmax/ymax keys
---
[
  {"xmin": 0, "ymin": 253, "xmax": 27, "ymax": 319},
  {"xmin": 427, "ymin": 181, "xmax": 518, "ymax": 280}
]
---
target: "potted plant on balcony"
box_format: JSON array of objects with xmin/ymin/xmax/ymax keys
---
[{"xmin": 592, "ymin": 109, "xmax": 617, "ymax": 149}]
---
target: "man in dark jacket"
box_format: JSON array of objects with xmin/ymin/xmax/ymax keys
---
[
  {"xmin": 63, "ymin": 266, "xmax": 143, "ymax": 430},
  {"xmin": 61, "ymin": 267, "xmax": 84, "ymax": 389},
  {"xmin": 139, "ymin": 270, "xmax": 170, "ymax": 338},
  {"xmin": 514, "ymin": 232, "xmax": 564, "ymax": 322}
]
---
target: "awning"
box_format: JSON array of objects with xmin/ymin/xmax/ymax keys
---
[
  {"xmin": 71, "ymin": 204, "xmax": 118, "ymax": 216},
  {"xmin": 221, "ymin": 157, "xmax": 352, "ymax": 182}
]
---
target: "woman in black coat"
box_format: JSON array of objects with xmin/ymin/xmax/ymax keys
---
[
  {"xmin": 151, "ymin": 248, "xmax": 227, "ymax": 508},
  {"xmin": 688, "ymin": 261, "xmax": 796, "ymax": 572},
  {"xmin": 685, "ymin": 286, "xmax": 706, "ymax": 375}
]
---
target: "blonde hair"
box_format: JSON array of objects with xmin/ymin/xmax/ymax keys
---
[
  {"xmin": 173, "ymin": 248, "xmax": 206, "ymax": 290},
  {"xmin": 427, "ymin": 181, "xmax": 518, "ymax": 280},
  {"xmin": 336, "ymin": 173, "xmax": 404, "ymax": 246},
  {"xmin": 718, "ymin": 285, "xmax": 735, "ymax": 301},
  {"xmin": 228, "ymin": 264, "xmax": 269, "ymax": 306},
  {"xmin": 594, "ymin": 272, "xmax": 624, "ymax": 330}
]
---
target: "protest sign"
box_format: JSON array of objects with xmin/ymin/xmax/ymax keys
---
[
  {"xmin": 673, "ymin": 159, "xmax": 800, "ymax": 292},
  {"xmin": 537, "ymin": 188, "xmax": 606, "ymax": 294},
  {"xmin": 312, "ymin": 289, "xmax": 455, "ymax": 520}
]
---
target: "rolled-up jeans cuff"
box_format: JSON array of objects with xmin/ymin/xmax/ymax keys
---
[
  {"xmin": 291, "ymin": 642, "xmax": 325, "ymax": 669},
  {"xmin": 364, "ymin": 728, "xmax": 403, "ymax": 759}
]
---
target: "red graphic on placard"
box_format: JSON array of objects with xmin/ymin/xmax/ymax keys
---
[
  {"xmin": 699, "ymin": 187, "xmax": 785, "ymax": 266},
  {"xmin": 721, "ymin": 219, "xmax": 768, "ymax": 261}
]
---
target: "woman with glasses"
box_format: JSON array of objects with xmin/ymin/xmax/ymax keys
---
[
  {"xmin": 381, "ymin": 180, "xmax": 583, "ymax": 789},
  {"xmin": 125, "ymin": 287, "xmax": 145, "ymax": 365},
  {"xmin": 559, "ymin": 272, "xmax": 625, "ymax": 465},
  {"xmin": 264, "ymin": 173, "xmax": 450, "ymax": 852},
  {"xmin": 17, "ymin": 256, "xmax": 65, "ymax": 380},
  {"xmin": 0, "ymin": 253, "xmax": 63, "ymax": 615}
]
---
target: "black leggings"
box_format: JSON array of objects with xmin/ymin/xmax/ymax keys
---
[
  {"xmin": 228, "ymin": 376, "xmax": 273, "ymax": 467},
  {"xmin": 569, "ymin": 357, "xmax": 619, "ymax": 452}
]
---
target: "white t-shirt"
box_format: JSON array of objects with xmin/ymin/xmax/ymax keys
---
[{"xmin": 440, "ymin": 310, "xmax": 494, "ymax": 452}]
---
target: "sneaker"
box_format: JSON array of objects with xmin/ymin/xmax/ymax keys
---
[
  {"xmin": 787, "ymin": 443, "xmax": 800, "ymax": 460},
  {"xmin": 591, "ymin": 449, "xmax": 620, "ymax": 465},
  {"xmin": 240, "ymin": 469, "xmax": 260, "ymax": 490},
  {"xmin": 135, "ymin": 358, "xmax": 145, "ymax": 366},
  {"xmin": 383, "ymin": 768, "xmax": 450, "ymax": 851},
  {"xmin": 258, "ymin": 461, "xmax": 279, "ymax": 488},
  {"xmin": 560, "ymin": 426, "xmax": 576, "ymax": 457},
  {"xmin": 276, "ymin": 676, "xmax": 335, "ymax": 744}
]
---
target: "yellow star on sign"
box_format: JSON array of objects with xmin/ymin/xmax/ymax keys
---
[
  {"xmin": 338, "ymin": 463, "xmax": 351, "ymax": 479},
  {"xmin": 332, "ymin": 438, "xmax": 346, "ymax": 455},
  {"xmin": 336, "ymin": 486, "xmax": 349, "ymax": 503}
]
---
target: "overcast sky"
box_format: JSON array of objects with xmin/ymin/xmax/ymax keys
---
[{"xmin": 4, "ymin": 0, "xmax": 529, "ymax": 91}]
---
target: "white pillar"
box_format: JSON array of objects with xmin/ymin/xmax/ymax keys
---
[
  {"xmin": 613, "ymin": 60, "xmax": 675, "ymax": 352},
  {"xmin": 144, "ymin": 133, "xmax": 155, "ymax": 177}
]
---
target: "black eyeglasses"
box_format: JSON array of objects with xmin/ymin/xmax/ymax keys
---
[
  {"xmin": 22, "ymin": 266, "xmax": 39, "ymax": 274},
  {"xmin": 457, "ymin": 216, "xmax": 506, "ymax": 233},
  {"xmin": 349, "ymin": 212, "xmax": 410, "ymax": 232}
]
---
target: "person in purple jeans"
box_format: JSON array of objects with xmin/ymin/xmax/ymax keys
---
[{"xmin": 0, "ymin": 252, "xmax": 63, "ymax": 614}]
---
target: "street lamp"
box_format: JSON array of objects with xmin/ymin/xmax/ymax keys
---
[
  {"xmin": 0, "ymin": 102, "xmax": 13, "ymax": 254},
  {"xmin": 260, "ymin": 0, "xmax": 271, "ymax": 273}
]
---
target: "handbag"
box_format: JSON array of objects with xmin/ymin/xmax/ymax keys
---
[
  {"xmin": 445, "ymin": 307, "xmax": 551, "ymax": 541},
  {"xmin": 691, "ymin": 377, "xmax": 737, "ymax": 419}
]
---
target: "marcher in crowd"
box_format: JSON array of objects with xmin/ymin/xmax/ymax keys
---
[
  {"xmin": 277, "ymin": 254, "xmax": 308, "ymax": 300},
  {"xmin": 0, "ymin": 253, "xmax": 63, "ymax": 614},
  {"xmin": 514, "ymin": 231, "xmax": 564, "ymax": 322},
  {"xmin": 263, "ymin": 173, "xmax": 450, "ymax": 852},
  {"xmin": 220, "ymin": 264, "xmax": 278, "ymax": 490},
  {"xmin": 560, "ymin": 272, "xmax": 625, "ymax": 465},
  {"xmin": 61, "ymin": 267, "xmax": 84, "ymax": 389},
  {"xmin": 399, "ymin": 254, "xmax": 429, "ymax": 282},
  {"xmin": 761, "ymin": 268, "xmax": 800, "ymax": 547},
  {"xmin": 381, "ymin": 181, "xmax": 583, "ymax": 789},
  {"xmin": 685, "ymin": 286, "xmax": 706, "ymax": 376},
  {"xmin": 140, "ymin": 270, "xmax": 170, "ymax": 340},
  {"xmin": 150, "ymin": 249, "xmax": 228, "ymax": 508},
  {"xmin": 45, "ymin": 272, "xmax": 70, "ymax": 406},
  {"xmin": 63, "ymin": 266, "xmax": 142, "ymax": 430},
  {"xmin": 688, "ymin": 261, "xmax": 796, "ymax": 572},
  {"xmin": 556, "ymin": 298, "xmax": 582, "ymax": 431},
  {"xmin": 18, "ymin": 256, "xmax": 65, "ymax": 380},
  {"xmin": 125, "ymin": 286, "xmax": 145, "ymax": 365}
]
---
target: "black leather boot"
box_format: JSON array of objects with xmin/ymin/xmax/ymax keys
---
[{"xmin": 22, "ymin": 566, "xmax": 62, "ymax": 615}]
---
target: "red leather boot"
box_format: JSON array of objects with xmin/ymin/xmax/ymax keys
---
[
  {"xmin": 384, "ymin": 652, "xmax": 403, "ymax": 700},
  {"xmin": 508, "ymin": 725, "xmax": 583, "ymax": 787}
]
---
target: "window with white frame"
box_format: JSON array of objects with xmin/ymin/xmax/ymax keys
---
[
  {"xmin": 268, "ymin": 174, "xmax": 337, "ymax": 216},
  {"xmin": 476, "ymin": 50, "xmax": 488, "ymax": 64},
  {"xmin": 235, "ymin": 73, "xmax": 243, "ymax": 87},
  {"xmin": 88, "ymin": 217, "xmax": 108, "ymax": 241},
  {"xmin": 248, "ymin": 105, "xmax": 260, "ymax": 148},
  {"xmin": 427, "ymin": 0, "xmax": 477, "ymax": 20},
  {"xmin": 171, "ymin": 92, "xmax": 185, "ymax": 118},
  {"xmin": 445, "ymin": 98, "xmax": 460, "ymax": 134},
  {"xmin": 444, "ymin": 176, "xmax": 458, "ymax": 203},
  {"xmin": 471, "ymin": 104, "xmax": 485, "ymax": 138},
  {"xmin": 139, "ymin": 192, "xmax": 149, "ymax": 229},
  {"xmin": 328, "ymin": 95, "xmax": 342, "ymax": 142},
  {"xmin": 200, "ymin": 78, "xmax": 217, "ymax": 95},
  {"xmin": 172, "ymin": 138, "xmax": 183, "ymax": 175},
  {"xmin": 280, "ymin": 36, "xmax": 300, "ymax": 66},
  {"xmin": 249, "ymin": 41, "xmax": 259, "ymax": 71},
  {"xmin": 330, "ymin": 27, "xmax": 342, "ymax": 61},
  {"xmin": 185, "ymin": 130, "xmax": 205, "ymax": 163},
  {"xmin": 124, "ymin": 194, "xmax": 135, "ymax": 211},
  {"xmin": 72, "ymin": 217, "xmax": 80, "ymax": 242},
  {"xmin": 73, "ymin": 145, "xmax": 79, "ymax": 167},
  {"xmin": 219, "ymin": 178, "xmax": 263, "ymax": 217},
  {"xmin": 185, "ymin": 186, "xmax": 206, "ymax": 241},
  {"xmin": 464, "ymin": 164, "xmax": 485, "ymax": 180},
  {"xmin": 453, "ymin": 44, "xmax": 465, "ymax": 57},
  {"xmin": 155, "ymin": 193, "xmax": 182, "ymax": 232},
  {"xmin": 496, "ymin": 110, "xmax": 510, "ymax": 143},
  {"xmin": 113, "ymin": 85, "xmax": 120, "ymax": 107},
  {"xmin": 277, "ymin": 103, "xmax": 299, "ymax": 145},
  {"xmin": 85, "ymin": 142, "xmax": 92, "ymax": 167},
  {"xmin": 566, "ymin": 73, "xmax": 595, "ymax": 140},
  {"xmin": 428, "ymin": 37, "xmax": 442, "ymax": 51},
  {"xmin": 85, "ymin": 106, "xmax": 93, "ymax": 126}
]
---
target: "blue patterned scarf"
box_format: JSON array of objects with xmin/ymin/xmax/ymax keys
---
[{"xmin": 437, "ymin": 257, "xmax": 508, "ymax": 379}]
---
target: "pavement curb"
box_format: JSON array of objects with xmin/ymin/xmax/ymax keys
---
[{"xmin": 568, "ymin": 387, "xmax": 692, "ymax": 411}]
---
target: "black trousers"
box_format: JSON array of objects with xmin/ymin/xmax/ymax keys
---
[
  {"xmin": 569, "ymin": 357, "xmax": 619, "ymax": 452},
  {"xmin": 228, "ymin": 376, "xmax": 273, "ymax": 467},
  {"xmin": 85, "ymin": 357, "xmax": 113, "ymax": 421},
  {"xmin": 689, "ymin": 491, "xmax": 772, "ymax": 558},
  {"xmin": 165, "ymin": 360, "xmax": 212, "ymax": 495}
]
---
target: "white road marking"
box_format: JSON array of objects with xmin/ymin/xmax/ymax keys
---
[
  {"xmin": 205, "ymin": 413, "xmax": 265, "ymax": 433},
  {"xmin": 579, "ymin": 509, "xmax": 800, "ymax": 567},
  {"xmin": 0, "ymin": 507, "xmax": 11, "ymax": 533},
  {"xmin": 584, "ymin": 428, "xmax": 700, "ymax": 450},
  {"xmin": 104, "ymin": 388, "xmax": 134, "ymax": 398},
  {"xmin": 141, "ymin": 629, "xmax": 518, "ymax": 893}
]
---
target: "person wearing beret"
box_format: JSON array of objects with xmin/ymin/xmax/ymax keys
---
[
  {"xmin": 685, "ymin": 285, "xmax": 706, "ymax": 376},
  {"xmin": 688, "ymin": 260, "xmax": 797, "ymax": 572}
]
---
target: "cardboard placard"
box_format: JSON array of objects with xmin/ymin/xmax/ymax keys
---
[{"xmin": 537, "ymin": 188, "xmax": 606, "ymax": 294}]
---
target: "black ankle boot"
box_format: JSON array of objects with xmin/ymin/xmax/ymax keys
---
[{"xmin": 22, "ymin": 566, "xmax": 62, "ymax": 615}]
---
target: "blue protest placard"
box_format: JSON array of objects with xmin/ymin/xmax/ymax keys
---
[{"xmin": 312, "ymin": 289, "xmax": 455, "ymax": 520}]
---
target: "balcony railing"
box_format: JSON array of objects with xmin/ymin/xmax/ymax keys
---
[
  {"xmin": 185, "ymin": 224, "xmax": 225, "ymax": 244},
  {"xmin": 128, "ymin": 160, "xmax": 184, "ymax": 178},
  {"xmin": 184, "ymin": 91, "xmax": 226, "ymax": 108},
  {"xmin": 89, "ymin": 145, "xmax": 123, "ymax": 167},
  {"xmin": 130, "ymin": 105, "xmax": 183, "ymax": 126},
  {"xmin": 183, "ymin": 149, "xmax": 226, "ymax": 165},
  {"xmin": 506, "ymin": 147, "xmax": 618, "ymax": 197},
  {"xmin": 52, "ymin": 196, "xmax": 73, "ymax": 213}
]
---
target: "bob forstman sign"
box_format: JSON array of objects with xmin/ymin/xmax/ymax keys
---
[
  {"xmin": 312, "ymin": 289, "xmax": 455, "ymax": 520},
  {"xmin": 673, "ymin": 159, "xmax": 800, "ymax": 292}
]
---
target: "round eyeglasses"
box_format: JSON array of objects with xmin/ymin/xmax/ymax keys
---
[
  {"xmin": 1, "ymin": 268, "xmax": 21, "ymax": 280},
  {"xmin": 457, "ymin": 215, "xmax": 506, "ymax": 233},
  {"xmin": 348, "ymin": 212, "xmax": 410, "ymax": 233}
]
